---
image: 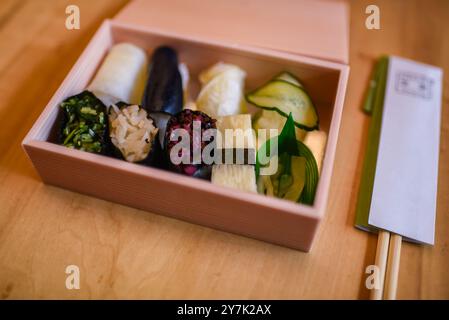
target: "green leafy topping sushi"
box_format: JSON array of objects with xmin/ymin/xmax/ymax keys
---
[{"xmin": 59, "ymin": 91, "xmax": 108, "ymax": 154}]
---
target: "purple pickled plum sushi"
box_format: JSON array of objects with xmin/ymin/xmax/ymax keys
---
[{"xmin": 165, "ymin": 109, "xmax": 216, "ymax": 179}]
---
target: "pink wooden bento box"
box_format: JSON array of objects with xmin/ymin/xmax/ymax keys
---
[{"xmin": 22, "ymin": 0, "xmax": 349, "ymax": 251}]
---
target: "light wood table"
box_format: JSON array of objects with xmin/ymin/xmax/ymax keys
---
[{"xmin": 0, "ymin": 0, "xmax": 447, "ymax": 299}]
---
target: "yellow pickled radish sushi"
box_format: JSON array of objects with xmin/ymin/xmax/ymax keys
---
[{"xmin": 211, "ymin": 114, "xmax": 257, "ymax": 193}]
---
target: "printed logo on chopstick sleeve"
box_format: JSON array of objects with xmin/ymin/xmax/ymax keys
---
[{"xmin": 395, "ymin": 71, "xmax": 434, "ymax": 100}]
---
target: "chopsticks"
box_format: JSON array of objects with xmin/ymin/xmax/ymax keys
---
[
  {"xmin": 357, "ymin": 57, "xmax": 403, "ymax": 300},
  {"xmin": 370, "ymin": 231, "xmax": 402, "ymax": 300},
  {"xmin": 370, "ymin": 230, "xmax": 390, "ymax": 299},
  {"xmin": 384, "ymin": 233, "xmax": 402, "ymax": 299}
]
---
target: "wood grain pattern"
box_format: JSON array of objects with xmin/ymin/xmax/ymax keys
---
[{"xmin": 0, "ymin": 0, "xmax": 448, "ymax": 299}]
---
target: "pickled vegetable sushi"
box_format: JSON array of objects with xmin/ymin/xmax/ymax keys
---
[
  {"xmin": 59, "ymin": 91, "xmax": 109, "ymax": 154},
  {"xmin": 108, "ymin": 102, "xmax": 159, "ymax": 164},
  {"xmin": 88, "ymin": 43, "xmax": 148, "ymax": 107},
  {"xmin": 54, "ymin": 38, "xmax": 324, "ymax": 204},
  {"xmin": 165, "ymin": 109, "xmax": 216, "ymax": 179},
  {"xmin": 196, "ymin": 62, "xmax": 246, "ymax": 118}
]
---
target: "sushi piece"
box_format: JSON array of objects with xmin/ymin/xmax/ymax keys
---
[
  {"xmin": 259, "ymin": 153, "xmax": 306, "ymax": 201},
  {"xmin": 211, "ymin": 165, "xmax": 257, "ymax": 193},
  {"xmin": 165, "ymin": 109, "xmax": 216, "ymax": 179},
  {"xmin": 215, "ymin": 114, "xmax": 256, "ymax": 164},
  {"xmin": 253, "ymin": 109, "xmax": 307, "ymax": 145},
  {"xmin": 273, "ymin": 71, "xmax": 304, "ymax": 88},
  {"xmin": 246, "ymin": 75, "xmax": 319, "ymax": 131},
  {"xmin": 303, "ymin": 130, "xmax": 327, "ymax": 174},
  {"xmin": 108, "ymin": 102, "xmax": 159, "ymax": 164},
  {"xmin": 178, "ymin": 62, "xmax": 190, "ymax": 104},
  {"xmin": 88, "ymin": 43, "xmax": 148, "ymax": 107},
  {"xmin": 142, "ymin": 46, "xmax": 183, "ymax": 115},
  {"xmin": 211, "ymin": 114, "xmax": 257, "ymax": 192},
  {"xmin": 196, "ymin": 62, "xmax": 247, "ymax": 118},
  {"xmin": 256, "ymin": 114, "xmax": 319, "ymax": 205},
  {"xmin": 59, "ymin": 91, "xmax": 109, "ymax": 154},
  {"xmin": 183, "ymin": 101, "xmax": 198, "ymax": 111},
  {"xmin": 147, "ymin": 111, "xmax": 172, "ymax": 152}
]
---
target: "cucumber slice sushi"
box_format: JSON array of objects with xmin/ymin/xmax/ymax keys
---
[{"xmin": 246, "ymin": 80, "xmax": 319, "ymax": 131}]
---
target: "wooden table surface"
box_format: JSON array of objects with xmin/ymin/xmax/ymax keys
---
[{"xmin": 0, "ymin": 0, "xmax": 448, "ymax": 299}]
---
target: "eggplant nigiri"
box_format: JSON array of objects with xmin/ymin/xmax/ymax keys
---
[{"xmin": 142, "ymin": 46, "xmax": 183, "ymax": 115}]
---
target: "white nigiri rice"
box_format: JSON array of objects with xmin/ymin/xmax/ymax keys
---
[{"xmin": 109, "ymin": 104, "xmax": 158, "ymax": 163}]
